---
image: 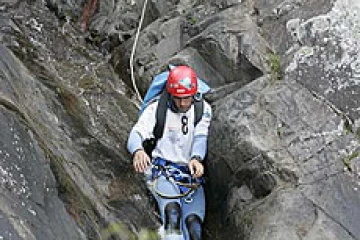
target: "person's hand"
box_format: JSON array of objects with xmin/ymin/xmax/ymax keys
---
[
  {"xmin": 133, "ymin": 149, "xmax": 151, "ymax": 173},
  {"xmin": 188, "ymin": 158, "xmax": 204, "ymax": 178}
]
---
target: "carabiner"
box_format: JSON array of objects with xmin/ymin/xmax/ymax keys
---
[{"xmin": 184, "ymin": 191, "xmax": 194, "ymax": 204}]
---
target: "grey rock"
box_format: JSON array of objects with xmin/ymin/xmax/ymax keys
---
[
  {"xmin": 285, "ymin": 1, "xmax": 360, "ymax": 123},
  {"xmin": 185, "ymin": 4, "xmax": 269, "ymax": 84},
  {"xmin": 208, "ymin": 69, "xmax": 360, "ymax": 238},
  {"xmin": 0, "ymin": 0, "xmax": 158, "ymax": 237},
  {"xmin": 114, "ymin": 1, "xmax": 270, "ymax": 99},
  {"xmin": 0, "ymin": 108, "xmax": 84, "ymax": 240},
  {"xmin": 252, "ymin": 0, "xmax": 335, "ymax": 54}
]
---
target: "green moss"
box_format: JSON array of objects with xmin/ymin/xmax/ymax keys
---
[
  {"xmin": 56, "ymin": 86, "xmax": 88, "ymax": 129},
  {"xmin": 189, "ymin": 16, "xmax": 198, "ymax": 25},
  {"xmin": 343, "ymin": 151, "xmax": 359, "ymax": 171},
  {"xmin": 138, "ymin": 229, "xmax": 161, "ymax": 240},
  {"xmin": 10, "ymin": 32, "xmax": 38, "ymax": 63},
  {"xmin": 78, "ymin": 76, "xmax": 100, "ymax": 89},
  {"xmin": 36, "ymin": 141, "xmax": 100, "ymax": 237},
  {"xmin": 101, "ymin": 222, "xmax": 160, "ymax": 240},
  {"xmin": 344, "ymin": 118, "xmax": 353, "ymax": 133},
  {"xmin": 268, "ymin": 53, "xmax": 281, "ymax": 81},
  {"xmin": 49, "ymin": 154, "xmax": 97, "ymax": 220},
  {"xmin": 356, "ymin": 127, "xmax": 360, "ymax": 138}
]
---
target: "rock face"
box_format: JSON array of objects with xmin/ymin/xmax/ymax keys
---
[
  {"xmin": 206, "ymin": 0, "xmax": 360, "ymax": 239},
  {"xmin": 0, "ymin": 106, "xmax": 83, "ymax": 240},
  {"xmin": 1, "ymin": 1, "xmax": 157, "ymax": 239},
  {"xmin": 208, "ymin": 75, "xmax": 360, "ymax": 239},
  {"xmin": 0, "ymin": 0, "xmax": 359, "ymax": 240}
]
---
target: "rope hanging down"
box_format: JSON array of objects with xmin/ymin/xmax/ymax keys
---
[{"xmin": 130, "ymin": 0, "xmax": 149, "ymax": 105}]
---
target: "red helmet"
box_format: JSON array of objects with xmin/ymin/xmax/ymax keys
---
[{"xmin": 166, "ymin": 66, "xmax": 198, "ymax": 97}]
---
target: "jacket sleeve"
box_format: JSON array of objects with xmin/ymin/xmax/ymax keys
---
[
  {"xmin": 191, "ymin": 101, "xmax": 212, "ymax": 159},
  {"xmin": 127, "ymin": 102, "xmax": 157, "ymax": 155},
  {"xmin": 127, "ymin": 129, "xmax": 143, "ymax": 155},
  {"xmin": 190, "ymin": 135, "xmax": 208, "ymax": 160}
]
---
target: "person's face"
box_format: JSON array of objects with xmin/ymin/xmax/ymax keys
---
[{"xmin": 173, "ymin": 96, "xmax": 193, "ymax": 113}]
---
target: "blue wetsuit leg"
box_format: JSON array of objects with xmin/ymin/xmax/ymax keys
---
[
  {"xmin": 149, "ymin": 176, "xmax": 205, "ymax": 240},
  {"xmin": 181, "ymin": 186, "xmax": 205, "ymax": 240},
  {"xmin": 150, "ymin": 176, "xmax": 182, "ymax": 240}
]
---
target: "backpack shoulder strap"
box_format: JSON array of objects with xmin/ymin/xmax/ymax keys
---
[
  {"xmin": 153, "ymin": 90, "xmax": 170, "ymax": 140},
  {"xmin": 193, "ymin": 99, "xmax": 204, "ymax": 126}
]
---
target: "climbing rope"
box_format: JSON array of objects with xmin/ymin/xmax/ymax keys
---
[
  {"xmin": 152, "ymin": 177, "xmax": 200, "ymax": 201},
  {"xmin": 130, "ymin": 0, "xmax": 149, "ymax": 105},
  {"xmin": 150, "ymin": 160, "xmax": 203, "ymax": 202}
]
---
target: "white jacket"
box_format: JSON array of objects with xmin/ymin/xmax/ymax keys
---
[{"xmin": 130, "ymin": 100, "xmax": 212, "ymax": 165}]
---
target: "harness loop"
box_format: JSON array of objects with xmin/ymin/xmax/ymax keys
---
[{"xmin": 151, "ymin": 158, "xmax": 203, "ymax": 201}]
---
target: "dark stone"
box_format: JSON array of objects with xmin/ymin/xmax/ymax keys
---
[
  {"xmin": 250, "ymin": 172, "xmax": 277, "ymax": 198},
  {"xmin": 0, "ymin": 107, "xmax": 83, "ymax": 240}
]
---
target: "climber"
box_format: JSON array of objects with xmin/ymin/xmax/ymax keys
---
[{"xmin": 127, "ymin": 65, "xmax": 212, "ymax": 240}]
